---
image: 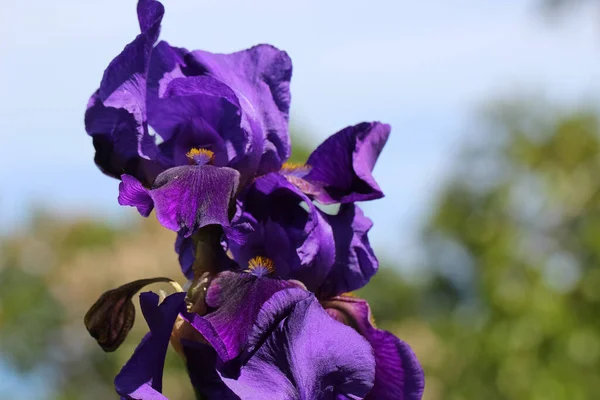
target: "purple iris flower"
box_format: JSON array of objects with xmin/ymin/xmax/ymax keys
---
[
  {"xmin": 85, "ymin": 0, "xmax": 389, "ymax": 283},
  {"xmin": 223, "ymin": 121, "xmax": 390, "ymax": 297},
  {"xmin": 116, "ymin": 271, "xmax": 377, "ymax": 399},
  {"xmin": 108, "ymin": 262, "xmax": 423, "ymax": 399},
  {"xmin": 85, "ymin": 0, "xmax": 292, "ymax": 240},
  {"xmin": 215, "ymin": 122, "xmax": 425, "ymax": 399},
  {"xmin": 225, "ymin": 210, "xmax": 425, "ymax": 399},
  {"xmin": 84, "ymin": 2, "xmax": 424, "ymax": 399}
]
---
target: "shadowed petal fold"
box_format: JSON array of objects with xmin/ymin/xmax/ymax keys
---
[
  {"xmin": 85, "ymin": 0, "xmax": 166, "ymax": 186},
  {"xmin": 318, "ymin": 204, "xmax": 378, "ymax": 298},
  {"xmin": 182, "ymin": 342, "xmax": 240, "ymax": 400},
  {"xmin": 229, "ymin": 173, "xmax": 335, "ymax": 292},
  {"xmin": 322, "ymin": 296, "xmax": 425, "ymax": 400},
  {"xmin": 115, "ymin": 292, "xmax": 186, "ymax": 399},
  {"xmin": 175, "ymin": 232, "xmax": 195, "ymax": 279},
  {"xmin": 306, "ymin": 122, "xmax": 390, "ymax": 204},
  {"xmin": 118, "ymin": 165, "xmax": 239, "ymax": 235}
]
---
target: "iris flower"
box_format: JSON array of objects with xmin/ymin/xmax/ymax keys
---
[
  {"xmin": 99, "ymin": 263, "xmax": 422, "ymax": 399},
  {"xmin": 226, "ymin": 121, "xmax": 390, "ymax": 297},
  {"xmin": 113, "ymin": 271, "xmax": 377, "ymax": 399},
  {"xmin": 84, "ymin": 0, "xmax": 424, "ymax": 399},
  {"xmin": 86, "ymin": 0, "xmax": 390, "ymax": 286},
  {"xmin": 86, "ymin": 0, "xmax": 292, "ymax": 250}
]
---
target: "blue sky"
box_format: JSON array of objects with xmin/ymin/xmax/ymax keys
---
[{"xmin": 1, "ymin": 0, "xmax": 599, "ymax": 269}]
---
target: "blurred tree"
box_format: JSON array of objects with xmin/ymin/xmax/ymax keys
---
[
  {"xmin": 539, "ymin": 0, "xmax": 599, "ymax": 20},
  {"xmin": 542, "ymin": 0, "xmax": 592, "ymax": 9},
  {"xmin": 419, "ymin": 97, "xmax": 600, "ymax": 399}
]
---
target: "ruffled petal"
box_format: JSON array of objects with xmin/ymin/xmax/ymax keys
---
[
  {"xmin": 306, "ymin": 122, "xmax": 390, "ymax": 204},
  {"xmin": 318, "ymin": 204, "xmax": 378, "ymax": 298},
  {"xmin": 115, "ymin": 292, "xmax": 186, "ymax": 399},
  {"xmin": 85, "ymin": 0, "xmax": 166, "ymax": 186},
  {"xmin": 118, "ymin": 165, "xmax": 239, "ymax": 236},
  {"xmin": 188, "ymin": 45, "xmax": 293, "ymax": 176},
  {"xmin": 220, "ymin": 296, "xmax": 376, "ymax": 400},
  {"xmin": 321, "ymin": 296, "xmax": 425, "ymax": 400}
]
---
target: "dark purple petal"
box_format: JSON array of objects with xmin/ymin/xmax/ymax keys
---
[
  {"xmin": 322, "ymin": 296, "xmax": 425, "ymax": 400},
  {"xmin": 220, "ymin": 296, "xmax": 375, "ymax": 400},
  {"xmin": 118, "ymin": 165, "xmax": 239, "ymax": 236},
  {"xmin": 182, "ymin": 271, "xmax": 306, "ymax": 368},
  {"xmin": 175, "ymin": 232, "xmax": 195, "ymax": 280},
  {"xmin": 306, "ymin": 122, "xmax": 390, "ymax": 204},
  {"xmin": 149, "ymin": 76, "xmax": 243, "ymax": 168},
  {"xmin": 229, "ymin": 216, "xmax": 294, "ymax": 278},
  {"xmin": 147, "ymin": 41, "xmax": 188, "ymax": 101},
  {"xmin": 182, "ymin": 342, "xmax": 240, "ymax": 400},
  {"xmin": 187, "ymin": 45, "xmax": 293, "ymax": 176},
  {"xmin": 115, "ymin": 291, "xmax": 187, "ymax": 399},
  {"xmin": 85, "ymin": 0, "xmax": 166, "ymax": 185},
  {"xmin": 318, "ymin": 204, "xmax": 378, "ymax": 298},
  {"xmin": 229, "ymin": 173, "xmax": 335, "ymax": 292}
]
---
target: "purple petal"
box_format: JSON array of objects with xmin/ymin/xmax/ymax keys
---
[
  {"xmin": 182, "ymin": 271, "xmax": 305, "ymax": 368},
  {"xmin": 118, "ymin": 165, "xmax": 239, "ymax": 235},
  {"xmin": 175, "ymin": 232, "xmax": 195, "ymax": 280},
  {"xmin": 115, "ymin": 291, "xmax": 186, "ymax": 398},
  {"xmin": 188, "ymin": 45, "xmax": 293, "ymax": 176},
  {"xmin": 318, "ymin": 204, "xmax": 378, "ymax": 298},
  {"xmin": 220, "ymin": 296, "xmax": 376, "ymax": 399},
  {"xmin": 229, "ymin": 173, "xmax": 335, "ymax": 292},
  {"xmin": 85, "ymin": 0, "xmax": 166, "ymax": 185},
  {"xmin": 322, "ymin": 296, "xmax": 425, "ymax": 400},
  {"xmin": 149, "ymin": 76, "xmax": 243, "ymax": 168},
  {"xmin": 181, "ymin": 342, "xmax": 240, "ymax": 400},
  {"xmin": 118, "ymin": 174, "xmax": 154, "ymax": 217},
  {"xmin": 306, "ymin": 122, "xmax": 390, "ymax": 204},
  {"xmin": 147, "ymin": 41, "xmax": 188, "ymax": 101},
  {"xmin": 229, "ymin": 215, "xmax": 294, "ymax": 278}
]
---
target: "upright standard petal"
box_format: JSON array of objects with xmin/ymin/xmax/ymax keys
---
[
  {"xmin": 118, "ymin": 165, "xmax": 239, "ymax": 236},
  {"xmin": 322, "ymin": 296, "xmax": 425, "ymax": 400},
  {"xmin": 115, "ymin": 291, "xmax": 187, "ymax": 399},
  {"xmin": 220, "ymin": 296, "xmax": 376, "ymax": 400},
  {"xmin": 148, "ymin": 76, "xmax": 244, "ymax": 168},
  {"xmin": 187, "ymin": 45, "xmax": 293, "ymax": 176},
  {"xmin": 317, "ymin": 204, "xmax": 378, "ymax": 298},
  {"xmin": 85, "ymin": 0, "xmax": 166, "ymax": 186},
  {"xmin": 305, "ymin": 122, "xmax": 390, "ymax": 204}
]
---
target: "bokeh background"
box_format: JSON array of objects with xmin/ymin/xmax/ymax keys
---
[{"xmin": 2, "ymin": 0, "xmax": 600, "ymax": 399}]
